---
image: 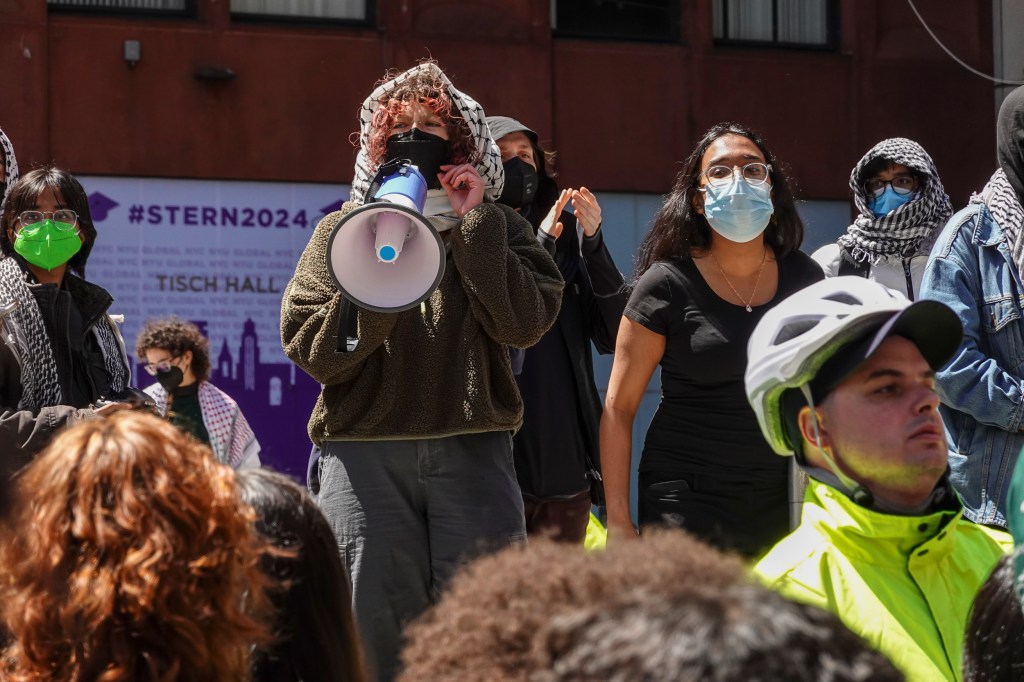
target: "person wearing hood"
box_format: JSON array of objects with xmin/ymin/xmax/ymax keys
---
[
  {"xmin": 485, "ymin": 115, "xmax": 627, "ymax": 543},
  {"xmin": 1, "ymin": 126, "xmax": 19, "ymax": 208},
  {"xmin": 813, "ymin": 138, "xmax": 953, "ymax": 300},
  {"xmin": 280, "ymin": 62, "xmax": 563, "ymax": 681},
  {"xmin": 920, "ymin": 85, "xmax": 1024, "ymax": 529},
  {"xmin": 136, "ymin": 316, "xmax": 260, "ymax": 469},
  {"xmin": 1, "ymin": 167, "xmax": 133, "ymax": 479}
]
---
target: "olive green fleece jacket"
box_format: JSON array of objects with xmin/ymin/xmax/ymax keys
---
[{"xmin": 281, "ymin": 201, "xmax": 563, "ymax": 445}]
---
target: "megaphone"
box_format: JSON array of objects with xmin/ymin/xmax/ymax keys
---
[{"xmin": 326, "ymin": 162, "xmax": 445, "ymax": 314}]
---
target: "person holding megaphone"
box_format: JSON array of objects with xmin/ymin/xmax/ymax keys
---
[{"xmin": 281, "ymin": 61, "xmax": 563, "ymax": 682}]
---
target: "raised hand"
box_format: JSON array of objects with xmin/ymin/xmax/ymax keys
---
[
  {"xmin": 571, "ymin": 186, "xmax": 603, "ymax": 237},
  {"xmin": 539, "ymin": 188, "xmax": 572, "ymax": 240},
  {"xmin": 438, "ymin": 163, "xmax": 485, "ymax": 217}
]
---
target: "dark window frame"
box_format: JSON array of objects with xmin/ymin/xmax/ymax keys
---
[
  {"xmin": 552, "ymin": 0, "xmax": 683, "ymax": 44},
  {"xmin": 47, "ymin": 0, "xmax": 197, "ymax": 19},
  {"xmin": 229, "ymin": 0, "xmax": 376, "ymax": 28},
  {"xmin": 713, "ymin": 0, "xmax": 839, "ymax": 51}
]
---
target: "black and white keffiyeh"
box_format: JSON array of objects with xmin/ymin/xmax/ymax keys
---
[
  {"xmin": 838, "ymin": 138, "xmax": 953, "ymax": 263},
  {"xmin": 0, "ymin": 258, "xmax": 60, "ymax": 409},
  {"xmin": 974, "ymin": 169, "xmax": 1024, "ymax": 274},
  {"xmin": 348, "ymin": 62, "xmax": 504, "ymax": 230},
  {"xmin": 0, "ymin": 127, "xmax": 19, "ymax": 208},
  {"xmin": 0, "ymin": 257, "xmax": 128, "ymax": 410}
]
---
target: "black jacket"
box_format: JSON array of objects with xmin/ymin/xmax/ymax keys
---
[
  {"xmin": 0, "ymin": 258, "xmax": 129, "ymax": 473},
  {"xmin": 512, "ymin": 177, "xmax": 628, "ymax": 500}
]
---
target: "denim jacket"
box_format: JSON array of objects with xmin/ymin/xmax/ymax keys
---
[{"xmin": 921, "ymin": 202, "xmax": 1024, "ymax": 527}]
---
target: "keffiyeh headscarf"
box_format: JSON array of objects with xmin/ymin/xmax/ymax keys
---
[
  {"xmin": 977, "ymin": 86, "xmax": 1024, "ymax": 276},
  {"xmin": 349, "ymin": 62, "xmax": 504, "ymax": 231},
  {"xmin": 838, "ymin": 138, "xmax": 953, "ymax": 263},
  {"xmin": 1, "ymin": 127, "xmax": 19, "ymax": 208}
]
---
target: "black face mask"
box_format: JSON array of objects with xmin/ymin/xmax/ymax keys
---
[
  {"xmin": 155, "ymin": 365, "xmax": 184, "ymax": 392},
  {"xmin": 497, "ymin": 157, "xmax": 539, "ymax": 209},
  {"xmin": 385, "ymin": 129, "xmax": 450, "ymax": 190}
]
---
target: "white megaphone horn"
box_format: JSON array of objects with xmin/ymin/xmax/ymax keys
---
[
  {"xmin": 326, "ymin": 162, "xmax": 445, "ymax": 352},
  {"xmin": 326, "ymin": 163, "xmax": 445, "ymax": 310}
]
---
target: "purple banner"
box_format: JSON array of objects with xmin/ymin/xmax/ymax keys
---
[{"xmin": 83, "ymin": 176, "xmax": 348, "ymax": 480}]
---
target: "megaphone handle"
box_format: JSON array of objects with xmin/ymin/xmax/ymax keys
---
[{"xmin": 336, "ymin": 296, "xmax": 360, "ymax": 354}]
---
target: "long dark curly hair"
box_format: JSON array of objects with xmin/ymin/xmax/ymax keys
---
[
  {"xmin": 634, "ymin": 122, "xmax": 805, "ymax": 282},
  {"xmin": 0, "ymin": 411, "xmax": 273, "ymax": 682}
]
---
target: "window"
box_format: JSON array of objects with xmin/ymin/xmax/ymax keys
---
[
  {"xmin": 47, "ymin": 0, "xmax": 193, "ymax": 15},
  {"xmin": 553, "ymin": 0, "xmax": 680, "ymax": 42},
  {"xmin": 713, "ymin": 0, "xmax": 837, "ymax": 48},
  {"xmin": 230, "ymin": 0, "xmax": 370, "ymax": 22}
]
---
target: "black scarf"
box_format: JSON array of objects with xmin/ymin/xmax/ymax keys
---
[
  {"xmin": 998, "ymin": 86, "xmax": 1024, "ymax": 206},
  {"xmin": 982, "ymin": 87, "xmax": 1024, "ymax": 278}
]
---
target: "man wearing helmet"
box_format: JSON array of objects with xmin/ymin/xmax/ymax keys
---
[{"xmin": 746, "ymin": 277, "xmax": 1009, "ymax": 682}]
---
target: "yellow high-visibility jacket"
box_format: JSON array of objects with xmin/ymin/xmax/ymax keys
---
[{"xmin": 755, "ymin": 479, "xmax": 1010, "ymax": 682}]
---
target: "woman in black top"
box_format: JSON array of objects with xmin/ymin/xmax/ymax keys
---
[{"xmin": 601, "ymin": 123, "xmax": 823, "ymax": 556}]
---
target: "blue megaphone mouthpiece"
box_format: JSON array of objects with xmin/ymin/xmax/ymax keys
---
[
  {"xmin": 370, "ymin": 163, "xmax": 429, "ymax": 263},
  {"xmin": 373, "ymin": 163, "xmax": 428, "ymax": 210}
]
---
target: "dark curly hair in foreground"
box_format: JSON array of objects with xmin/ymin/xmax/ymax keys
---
[
  {"xmin": 962, "ymin": 553, "xmax": 1024, "ymax": 682},
  {"xmin": 135, "ymin": 315, "xmax": 211, "ymax": 383},
  {"xmin": 0, "ymin": 411, "xmax": 272, "ymax": 682},
  {"xmin": 533, "ymin": 584, "xmax": 901, "ymax": 682},
  {"xmin": 398, "ymin": 530, "xmax": 900, "ymax": 682}
]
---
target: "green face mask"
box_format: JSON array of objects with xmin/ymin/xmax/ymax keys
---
[{"xmin": 14, "ymin": 219, "xmax": 83, "ymax": 271}]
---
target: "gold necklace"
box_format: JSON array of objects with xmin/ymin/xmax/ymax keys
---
[{"xmin": 708, "ymin": 247, "xmax": 767, "ymax": 312}]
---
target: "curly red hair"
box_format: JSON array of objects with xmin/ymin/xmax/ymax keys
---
[
  {"xmin": 0, "ymin": 411, "xmax": 272, "ymax": 682},
  {"xmin": 363, "ymin": 66, "xmax": 479, "ymax": 170}
]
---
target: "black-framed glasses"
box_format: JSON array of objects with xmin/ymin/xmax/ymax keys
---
[
  {"xmin": 865, "ymin": 176, "xmax": 918, "ymax": 197},
  {"xmin": 143, "ymin": 356, "xmax": 181, "ymax": 376},
  {"xmin": 699, "ymin": 162, "xmax": 772, "ymax": 189}
]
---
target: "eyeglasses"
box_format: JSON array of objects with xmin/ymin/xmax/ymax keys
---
[
  {"xmin": 865, "ymin": 176, "xmax": 918, "ymax": 197},
  {"xmin": 143, "ymin": 356, "xmax": 181, "ymax": 376},
  {"xmin": 699, "ymin": 163, "xmax": 772, "ymax": 189},
  {"xmin": 15, "ymin": 210, "xmax": 79, "ymax": 234}
]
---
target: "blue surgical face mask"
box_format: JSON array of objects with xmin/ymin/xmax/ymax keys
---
[
  {"xmin": 702, "ymin": 177, "xmax": 774, "ymax": 243},
  {"xmin": 867, "ymin": 186, "xmax": 917, "ymax": 218}
]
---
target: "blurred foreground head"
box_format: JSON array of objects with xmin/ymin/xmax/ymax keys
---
[
  {"xmin": 0, "ymin": 411, "xmax": 271, "ymax": 682},
  {"xmin": 237, "ymin": 468, "xmax": 368, "ymax": 682},
  {"xmin": 398, "ymin": 529, "xmax": 901, "ymax": 682}
]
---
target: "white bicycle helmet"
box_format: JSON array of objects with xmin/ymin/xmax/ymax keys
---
[{"xmin": 745, "ymin": 276, "xmax": 962, "ymax": 456}]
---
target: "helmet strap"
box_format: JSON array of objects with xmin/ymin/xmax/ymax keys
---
[{"xmin": 799, "ymin": 384, "xmax": 875, "ymax": 508}]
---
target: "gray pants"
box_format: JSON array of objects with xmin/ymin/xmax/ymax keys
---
[{"xmin": 319, "ymin": 431, "xmax": 526, "ymax": 682}]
